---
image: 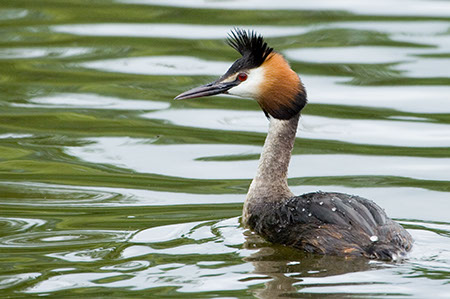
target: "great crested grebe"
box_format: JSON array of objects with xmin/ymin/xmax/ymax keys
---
[{"xmin": 175, "ymin": 29, "xmax": 413, "ymax": 260}]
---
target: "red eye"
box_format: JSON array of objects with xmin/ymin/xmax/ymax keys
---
[{"xmin": 237, "ymin": 73, "xmax": 248, "ymax": 82}]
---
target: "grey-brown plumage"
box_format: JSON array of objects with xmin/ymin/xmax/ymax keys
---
[
  {"xmin": 175, "ymin": 28, "xmax": 413, "ymax": 260},
  {"xmin": 246, "ymin": 192, "xmax": 413, "ymax": 260}
]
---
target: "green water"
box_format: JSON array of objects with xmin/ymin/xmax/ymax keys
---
[{"xmin": 0, "ymin": 0, "xmax": 449, "ymax": 297}]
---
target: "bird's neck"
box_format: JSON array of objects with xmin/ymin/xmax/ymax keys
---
[{"xmin": 243, "ymin": 114, "xmax": 299, "ymax": 223}]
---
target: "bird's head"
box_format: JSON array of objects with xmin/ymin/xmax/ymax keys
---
[{"xmin": 175, "ymin": 28, "xmax": 307, "ymax": 120}]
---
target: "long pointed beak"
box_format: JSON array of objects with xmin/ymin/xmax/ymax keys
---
[{"xmin": 174, "ymin": 80, "xmax": 238, "ymax": 100}]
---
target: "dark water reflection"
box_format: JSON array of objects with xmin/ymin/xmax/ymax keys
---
[{"xmin": 0, "ymin": 0, "xmax": 449, "ymax": 297}]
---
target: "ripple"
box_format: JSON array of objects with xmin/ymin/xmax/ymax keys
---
[
  {"xmin": 0, "ymin": 217, "xmax": 45, "ymax": 234},
  {"xmin": 120, "ymin": 0, "xmax": 450, "ymax": 17},
  {"xmin": 12, "ymin": 93, "xmax": 169, "ymax": 110},
  {"xmin": 0, "ymin": 273, "xmax": 41, "ymax": 290},
  {"xmin": 301, "ymin": 75, "xmax": 450, "ymax": 114},
  {"xmin": 396, "ymin": 58, "xmax": 450, "ymax": 78},
  {"xmin": 0, "ymin": 47, "xmax": 91, "ymax": 60},
  {"xmin": 409, "ymin": 229, "xmax": 450, "ymax": 272},
  {"xmin": 0, "ymin": 133, "xmax": 33, "ymax": 139},
  {"xmin": 130, "ymin": 218, "xmax": 242, "ymax": 245},
  {"xmin": 123, "ymin": 218, "xmax": 244, "ymax": 259},
  {"xmin": 25, "ymin": 263, "xmax": 259, "ymax": 293},
  {"xmin": 286, "ymin": 47, "xmax": 450, "ymax": 78},
  {"xmin": 122, "ymin": 240, "xmax": 239, "ymax": 259},
  {"xmin": 0, "ymin": 9, "xmax": 28, "ymax": 21},
  {"xmin": 101, "ymin": 261, "xmax": 150, "ymax": 271},
  {"xmin": 25, "ymin": 272, "xmax": 120, "ymax": 293},
  {"xmin": 285, "ymin": 46, "xmax": 418, "ymax": 64},
  {"xmin": 48, "ymin": 247, "xmax": 116, "ymax": 262},
  {"xmin": 0, "ymin": 181, "xmax": 242, "ymax": 207},
  {"xmin": 0, "ymin": 230, "xmax": 131, "ymax": 248},
  {"xmin": 284, "ymin": 20, "xmax": 449, "ymax": 66},
  {"xmin": 66, "ymin": 136, "xmax": 450, "ymax": 181},
  {"xmin": 0, "ymin": 182, "xmax": 121, "ymax": 206},
  {"xmin": 392, "ymin": 33, "xmax": 450, "ymax": 54},
  {"xmin": 81, "ymin": 55, "xmax": 230, "ymax": 76},
  {"xmin": 66, "ymin": 137, "xmax": 259, "ymax": 179},
  {"xmin": 131, "ymin": 221, "xmax": 207, "ymax": 243},
  {"xmin": 213, "ymin": 217, "xmax": 246, "ymax": 246},
  {"xmin": 24, "ymin": 225, "xmax": 450, "ymax": 296},
  {"xmin": 9, "ymin": 184, "xmax": 439, "ymax": 222},
  {"xmin": 146, "ymin": 108, "xmax": 450, "ymax": 147},
  {"xmin": 51, "ymin": 268, "xmax": 76, "ymax": 272},
  {"xmin": 20, "ymin": 218, "xmax": 450, "ymax": 296},
  {"xmin": 334, "ymin": 21, "xmax": 449, "ymax": 35},
  {"xmin": 52, "ymin": 23, "xmax": 310, "ymax": 39}
]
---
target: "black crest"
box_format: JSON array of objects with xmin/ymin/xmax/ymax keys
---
[{"xmin": 226, "ymin": 28, "xmax": 273, "ymax": 69}]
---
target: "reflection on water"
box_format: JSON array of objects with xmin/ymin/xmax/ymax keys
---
[
  {"xmin": 0, "ymin": 0, "xmax": 449, "ymax": 297},
  {"xmin": 13, "ymin": 93, "xmax": 169, "ymax": 110},
  {"xmin": 67, "ymin": 136, "xmax": 450, "ymax": 181},
  {"xmin": 14, "ymin": 217, "xmax": 450, "ymax": 297},
  {"xmin": 146, "ymin": 109, "xmax": 450, "ymax": 147},
  {"xmin": 0, "ymin": 230, "xmax": 131, "ymax": 248},
  {"xmin": 121, "ymin": 0, "xmax": 450, "ymax": 17},
  {"xmin": 82, "ymin": 56, "xmax": 232, "ymax": 75},
  {"xmin": 0, "ymin": 47, "xmax": 91, "ymax": 60},
  {"xmin": 52, "ymin": 23, "xmax": 312, "ymax": 39},
  {"xmin": 0, "ymin": 217, "xmax": 45, "ymax": 236}
]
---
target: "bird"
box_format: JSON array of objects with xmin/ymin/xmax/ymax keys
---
[{"xmin": 174, "ymin": 28, "xmax": 413, "ymax": 260}]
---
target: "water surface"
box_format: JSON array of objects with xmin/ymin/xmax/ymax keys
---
[{"xmin": 0, "ymin": 0, "xmax": 449, "ymax": 297}]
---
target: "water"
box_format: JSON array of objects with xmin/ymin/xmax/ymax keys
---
[{"xmin": 0, "ymin": 0, "xmax": 449, "ymax": 297}]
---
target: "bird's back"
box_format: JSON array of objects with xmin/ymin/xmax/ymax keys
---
[{"xmin": 245, "ymin": 192, "xmax": 413, "ymax": 260}]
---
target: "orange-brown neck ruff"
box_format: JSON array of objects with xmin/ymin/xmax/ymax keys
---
[{"xmin": 257, "ymin": 53, "xmax": 306, "ymax": 120}]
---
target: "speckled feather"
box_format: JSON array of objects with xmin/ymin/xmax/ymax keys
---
[{"xmin": 246, "ymin": 192, "xmax": 413, "ymax": 260}]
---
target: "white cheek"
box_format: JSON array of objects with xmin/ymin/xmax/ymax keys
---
[{"xmin": 228, "ymin": 66, "xmax": 265, "ymax": 99}]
